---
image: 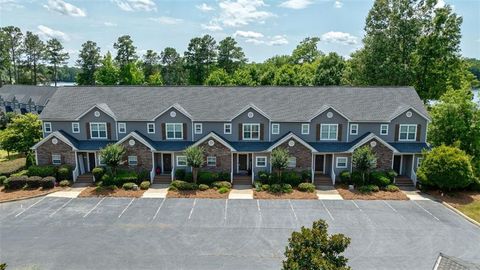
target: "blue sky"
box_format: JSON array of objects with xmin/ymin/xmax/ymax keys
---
[{"xmin": 1, "ymin": 0, "xmax": 479, "ymax": 65}]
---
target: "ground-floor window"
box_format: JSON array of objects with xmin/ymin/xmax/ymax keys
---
[
  {"xmin": 207, "ymin": 156, "xmax": 216, "ymax": 167},
  {"xmin": 288, "ymin": 157, "xmax": 297, "ymax": 168},
  {"xmin": 128, "ymin": 156, "xmax": 138, "ymax": 166},
  {"xmin": 176, "ymin": 156, "xmax": 187, "ymax": 166},
  {"xmin": 336, "ymin": 157, "xmax": 348, "ymax": 168},
  {"xmin": 256, "ymin": 156, "xmax": 267, "ymax": 167},
  {"xmin": 52, "ymin": 154, "xmax": 61, "ymax": 165}
]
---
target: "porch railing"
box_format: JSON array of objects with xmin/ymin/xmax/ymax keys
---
[{"xmin": 72, "ymin": 166, "xmax": 79, "ymax": 182}]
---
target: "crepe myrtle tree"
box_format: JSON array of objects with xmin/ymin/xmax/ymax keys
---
[
  {"xmin": 185, "ymin": 145, "xmax": 204, "ymax": 183},
  {"xmin": 352, "ymin": 145, "xmax": 377, "ymax": 186},
  {"xmin": 271, "ymin": 148, "xmax": 291, "ymax": 179},
  {"xmin": 99, "ymin": 144, "xmax": 125, "ymax": 177}
]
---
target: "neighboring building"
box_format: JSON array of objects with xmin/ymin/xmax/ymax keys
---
[
  {"xmin": 0, "ymin": 85, "xmax": 57, "ymax": 114},
  {"xmin": 432, "ymin": 253, "xmax": 480, "ymax": 270},
  {"xmin": 32, "ymin": 86, "xmax": 430, "ymax": 185}
]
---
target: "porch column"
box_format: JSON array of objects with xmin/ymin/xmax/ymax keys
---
[
  {"xmin": 311, "ymin": 153, "xmax": 314, "ymax": 183},
  {"xmin": 251, "ymin": 152, "xmax": 255, "ymax": 184},
  {"xmin": 331, "ymin": 153, "xmax": 335, "ymax": 185},
  {"xmin": 150, "ymin": 151, "xmax": 155, "ymax": 182},
  {"xmin": 230, "ymin": 152, "xmax": 233, "ymax": 183}
]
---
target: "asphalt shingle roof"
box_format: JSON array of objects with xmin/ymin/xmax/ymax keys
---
[
  {"xmin": 40, "ymin": 86, "xmax": 429, "ymax": 122},
  {"xmin": 0, "ymin": 85, "xmax": 57, "ymax": 106}
]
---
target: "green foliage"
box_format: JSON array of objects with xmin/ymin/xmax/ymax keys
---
[
  {"xmin": 27, "ymin": 165, "xmax": 56, "ymax": 177},
  {"xmin": 185, "ymin": 35, "xmax": 217, "ymax": 84},
  {"xmin": 25, "ymin": 152, "xmax": 36, "ymax": 168},
  {"xmin": 417, "ymin": 145, "xmax": 476, "ymax": 191},
  {"xmin": 118, "ymin": 62, "xmax": 144, "ymax": 85},
  {"xmin": 352, "ymin": 146, "xmax": 377, "ymax": 185},
  {"xmin": 140, "ymin": 181, "xmax": 150, "ymax": 190},
  {"xmin": 281, "ymin": 171, "xmax": 302, "ymax": 187},
  {"xmin": 358, "ymin": 184, "xmax": 379, "ymax": 193},
  {"xmin": 0, "ymin": 112, "xmax": 17, "ymax": 130},
  {"xmin": 261, "ymin": 184, "xmax": 270, "ymax": 191},
  {"xmin": 282, "ymin": 220, "xmax": 351, "ymax": 270},
  {"xmin": 4, "ymin": 176, "xmax": 28, "ymax": 190},
  {"xmin": 267, "ymin": 183, "xmax": 293, "ymax": 193},
  {"xmin": 160, "ymin": 47, "xmax": 186, "ymax": 85},
  {"xmin": 314, "ymin": 52, "xmax": 345, "ymax": 86},
  {"xmin": 198, "ymin": 171, "xmax": 218, "ymax": 185},
  {"xmin": 198, "ymin": 184, "xmax": 209, "ymax": 191},
  {"xmin": 185, "ymin": 146, "xmax": 204, "ymax": 183},
  {"xmin": 0, "ymin": 175, "xmax": 7, "ymax": 185},
  {"xmin": 290, "ymin": 37, "xmax": 321, "ymax": 64},
  {"xmin": 370, "ymin": 171, "xmax": 390, "ymax": 187},
  {"xmin": 99, "ymin": 144, "xmax": 126, "ymax": 176},
  {"xmin": 76, "ymin": 40, "xmax": 101, "ymax": 85},
  {"xmin": 384, "ymin": 184, "xmax": 400, "ymax": 192},
  {"xmin": 298, "ymin": 183, "xmax": 316, "ymax": 193},
  {"xmin": 258, "ymin": 171, "xmax": 270, "ymax": 183},
  {"xmin": 92, "ymin": 167, "xmax": 105, "ymax": 182},
  {"xmin": 385, "ymin": 169, "xmax": 398, "ymax": 181},
  {"xmin": 171, "ymin": 180, "xmax": 198, "ymax": 190},
  {"xmin": 271, "ymin": 148, "xmax": 291, "ymax": 173},
  {"xmin": 101, "ymin": 174, "xmax": 116, "ymax": 187},
  {"xmin": 218, "ymin": 187, "xmax": 230, "ymax": 194},
  {"xmin": 59, "ymin": 180, "xmax": 71, "ymax": 187},
  {"xmin": 174, "ymin": 169, "xmax": 186, "ymax": 180},
  {"xmin": 114, "ymin": 35, "xmax": 138, "ymax": 67},
  {"xmin": 301, "ymin": 170, "xmax": 312, "ymax": 182},
  {"xmin": 95, "ymin": 51, "xmax": 119, "ymax": 85},
  {"xmin": 205, "ymin": 69, "xmax": 231, "ymax": 86},
  {"xmin": 274, "ymin": 65, "xmax": 296, "ymax": 86},
  {"xmin": 211, "ymin": 181, "xmax": 232, "ymax": 189},
  {"xmin": 23, "ymin": 31, "xmax": 44, "ymax": 85},
  {"xmin": 339, "ymin": 171, "xmax": 351, "ymax": 184},
  {"xmin": 122, "ymin": 182, "xmax": 135, "ymax": 190},
  {"xmin": 0, "ymin": 113, "xmax": 42, "ymax": 155},
  {"xmin": 217, "ymin": 37, "xmax": 246, "ymax": 74},
  {"xmin": 147, "ymin": 71, "xmax": 163, "ymax": 85},
  {"xmin": 26, "ymin": 176, "xmax": 43, "ymax": 188},
  {"xmin": 41, "ymin": 176, "xmax": 55, "ymax": 189},
  {"xmin": 57, "ymin": 165, "xmax": 72, "ymax": 180},
  {"xmin": 45, "ymin": 38, "xmax": 69, "ymax": 86}
]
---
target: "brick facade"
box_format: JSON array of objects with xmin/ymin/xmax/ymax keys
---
[
  {"xmin": 36, "ymin": 137, "xmax": 76, "ymax": 167},
  {"xmin": 198, "ymin": 138, "xmax": 232, "ymax": 173},
  {"xmin": 119, "ymin": 138, "xmax": 152, "ymax": 172},
  {"xmin": 274, "ymin": 138, "xmax": 312, "ymax": 171},
  {"xmin": 359, "ymin": 138, "xmax": 393, "ymax": 171}
]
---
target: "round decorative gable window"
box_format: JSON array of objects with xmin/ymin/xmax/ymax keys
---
[
  {"xmin": 370, "ymin": 141, "xmax": 377, "ymax": 147},
  {"xmin": 208, "ymin": 139, "xmax": 215, "ymax": 146},
  {"xmin": 129, "ymin": 139, "xmax": 135, "ymax": 146},
  {"xmin": 288, "ymin": 140, "xmax": 295, "ymax": 147},
  {"xmin": 247, "ymin": 112, "xmax": 254, "ymax": 118},
  {"xmin": 327, "ymin": 112, "xmax": 333, "ymax": 118},
  {"xmin": 94, "ymin": 111, "xmax": 100, "ymax": 117},
  {"xmin": 170, "ymin": 111, "xmax": 177, "ymax": 118},
  {"xmin": 52, "ymin": 138, "xmax": 58, "ymax": 145},
  {"xmin": 406, "ymin": 111, "xmax": 412, "ymax": 118}
]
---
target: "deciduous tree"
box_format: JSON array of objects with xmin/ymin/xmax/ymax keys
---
[
  {"xmin": 217, "ymin": 37, "xmax": 246, "ymax": 74},
  {"xmin": 314, "ymin": 52, "xmax": 345, "ymax": 86},
  {"xmin": 185, "ymin": 146, "xmax": 204, "ymax": 183},
  {"xmin": 95, "ymin": 51, "xmax": 119, "ymax": 85},
  {"xmin": 76, "ymin": 41, "xmax": 101, "ymax": 85},
  {"xmin": 291, "ymin": 37, "xmax": 321, "ymax": 64},
  {"xmin": 184, "ymin": 35, "xmax": 217, "ymax": 85},
  {"xmin": 352, "ymin": 146, "xmax": 377, "ymax": 185}
]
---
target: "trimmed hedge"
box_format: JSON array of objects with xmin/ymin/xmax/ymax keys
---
[
  {"xmin": 370, "ymin": 171, "xmax": 391, "ymax": 187},
  {"xmin": 384, "ymin": 184, "xmax": 400, "ymax": 192},
  {"xmin": 358, "ymin": 184, "xmax": 379, "ymax": 193},
  {"xmin": 298, "ymin": 183, "xmax": 316, "ymax": 192},
  {"xmin": 218, "ymin": 187, "xmax": 230, "ymax": 194},
  {"xmin": 4, "ymin": 176, "xmax": 28, "ymax": 190},
  {"xmin": 212, "ymin": 181, "xmax": 232, "ymax": 189},
  {"xmin": 199, "ymin": 184, "xmax": 209, "ymax": 191},
  {"xmin": 57, "ymin": 165, "xmax": 72, "ymax": 180},
  {"xmin": 140, "ymin": 181, "xmax": 150, "ymax": 190},
  {"xmin": 27, "ymin": 165, "xmax": 56, "ymax": 178},
  {"xmin": 59, "ymin": 180, "xmax": 71, "ymax": 187},
  {"xmin": 26, "ymin": 176, "xmax": 43, "ymax": 188},
  {"xmin": 171, "ymin": 180, "xmax": 198, "ymax": 190},
  {"xmin": 41, "ymin": 177, "xmax": 56, "ymax": 189},
  {"xmin": 198, "ymin": 171, "xmax": 218, "ymax": 185},
  {"xmin": 0, "ymin": 175, "xmax": 7, "ymax": 186},
  {"xmin": 92, "ymin": 167, "xmax": 105, "ymax": 182},
  {"xmin": 122, "ymin": 182, "xmax": 135, "ymax": 190},
  {"xmin": 282, "ymin": 171, "xmax": 302, "ymax": 187}
]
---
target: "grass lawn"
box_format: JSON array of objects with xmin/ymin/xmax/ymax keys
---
[
  {"xmin": 429, "ymin": 191, "xmax": 480, "ymax": 223},
  {"xmin": 0, "ymin": 150, "xmax": 20, "ymax": 162},
  {"xmin": 0, "ymin": 157, "xmax": 26, "ymax": 176}
]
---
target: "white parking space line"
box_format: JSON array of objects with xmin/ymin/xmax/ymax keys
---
[
  {"xmin": 118, "ymin": 198, "xmax": 135, "ymax": 218},
  {"xmin": 352, "ymin": 200, "xmax": 363, "ymax": 211},
  {"xmin": 320, "ymin": 200, "xmax": 334, "ymax": 221},
  {"xmin": 224, "ymin": 199, "xmax": 228, "ymax": 225},
  {"xmin": 257, "ymin": 199, "xmax": 262, "ymax": 220},
  {"xmin": 413, "ymin": 201, "xmax": 440, "ymax": 221},
  {"xmin": 15, "ymin": 197, "xmax": 46, "ymax": 218},
  {"xmin": 83, "ymin": 197, "xmax": 105, "ymax": 218},
  {"xmin": 383, "ymin": 201, "xmax": 397, "ymax": 212},
  {"xmin": 288, "ymin": 199, "xmax": 298, "ymax": 221},
  {"xmin": 49, "ymin": 198, "xmax": 74, "ymax": 217},
  {"xmin": 188, "ymin": 198, "xmax": 197, "ymax": 220},
  {"xmin": 152, "ymin": 198, "xmax": 166, "ymax": 220}
]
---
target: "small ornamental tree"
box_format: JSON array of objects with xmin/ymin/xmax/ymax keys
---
[
  {"xmin": 0, "ymin": 113, "xmax": 42, "ymax": 156},
  {"xmin": 282, "ymin": 219, "xmax": 351, "ymax": 270},
  {"xmin": 185, "ymin": 146, "xmax": 204, "ymax": 183},
  {"xmin": 271, "ymin": 148, "xmax": 291, "ymax": 179},
  {"xmin": 100, "ymin": 144, "xmax": 125, "ymax": 176},
  {"xmin": 352, "ymin": 145, "xmax": 377, "ymax": 185},
  {"xmin": 417, "ymin": 145, "xmax": 476, "ymax": 192}
]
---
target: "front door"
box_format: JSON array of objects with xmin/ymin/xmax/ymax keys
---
[
  {"xmin": 393, "ymin": 155, "xmax": 401, "ymax": 174},
  {"xmin": 238, "ymin": 154, "xmax": 247, "ymax": 172},
  {"xmin": 163, "ymin": 154, "xmax": 172, "ymax": 173},
  {"xmin": 315, "ymin": 155, "xmax": 324, "ymax": 172},
  {"xmin": 88, "ymin": 153, "xmax": 96, "ymax": 172}
]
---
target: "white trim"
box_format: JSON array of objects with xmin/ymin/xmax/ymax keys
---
[
  {"xmin": 194, "ymin": 123, "xmax": 203, "ymax": 134},
  {"xmin": 176, "ymin": 155, "xmax": 187, "ymax": 167},
  {"xmin": 271, "ymin": 123, "xmax": 280, "ymax": 135},
  {"xmin": 191, "ymin": 132, "xmax": 236, "ymax": 151},
  {"xmin": 320, "ymin": 124, "xmax": 338, "ymax": 141},
  {"xmin": 118, "ymin": 122, "xmax": 126, "ymax": 134},
  {"xmin": 90, "ymin": 122, "xmax": 108, "ymax": 139},
  {"xmin": 416, "ymin": 157, "xmax": 423, "ymax": 168},
  {"xmin": 224, "ymin": 123, "xmax": 232, "ymax": 134},
  {"xmin": 400, "ymin": 155, "xmax": 403, "ymax": 175},
  {"xmin": 267, "ymin": 132, "xmax": 317, "ymax": 152},
  {"xmin": 165, "ymin": 123, "xmax": 183, "ymax": 140},
  {"xmin": 336, "ymin": 157, "xmax": 348, "ymax": 169},
  {"xmin": 74, "ymin": 104, "xmax": 117, "ymax": 121},
  {"xmin": 242, "ymin": 123, "xmax": 260, "ymax": 140},
  {"xmin": 71, "ymin": 122, "xmax": 80, "ymax": 134},
  {"xmin": 230, "ymin": 103, "xmax": 271, "ymax": 121},
  {"xmin": 308, "ymin": 105, "xmax": 351, "ymax": 122},
  {"xmin": 349, "ymin": 123, "xmax": 358, "ymax": 135},
  {"xmin": 43, "ymin": 122, "xmax": 52, "ymax": 133},
  {"xmin": 147, "ymin": 123, "xmax": 155, "ymax": 134},
  {"xmin": 230, "ymin": 152, "xmax": 233, "ymax": 183},
  {"xmin": 115, "ymin": 131, "xmax": 155, "ymax": 151},
  {"xmin": 398, "ymin": 124, "xmax": 417, "ymax": 141},
  {"xmin": 301, "ymin": 123, "xmax": 310, "ymax": 135},
  {"xmin": 31, "ymin": 131, "xmax": 78, "ymax": 150},
  {"xmin": 389, "ymin": 106, "xmax": 431, "ymax": 122},
  {"xmin": 150, "ymin": 103, "xmax": 193, "ymax": 121},
  {"xmin": 347, "ymin": 133, "xmax": 398, "ymax": 153},
  {"xmin": 380, "ymin": 124, "xmax": 389, "ymax": 135}
]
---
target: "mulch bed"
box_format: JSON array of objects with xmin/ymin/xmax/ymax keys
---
[
  {"xmin": 254, "ymin": 190, "xmax": 318, "ymax": 200},
  {"xmin": 426, "ymin": 190, "xmax": 480, "ymax": 205},
  {"xmin": 167, "ymin": 189, "xmax": 229, "ymax": 199},
  {"xmin": 336, "ymin": 186, "xmax": 409, "ymax": 200},
  {"xmin": 78, "ymin": 186, "xmax": 146, "ymax": 198},
  {"xmin": 0, "ymin": 187, "xmax": 64, "ymax": 202}
]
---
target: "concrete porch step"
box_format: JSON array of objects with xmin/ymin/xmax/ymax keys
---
[
  {"xmin": 76, "ymin": 173, "xmax": 94, "ymax": 183},
  {"xmin": 153, "ymin": 175, "xmax": 172, "ymax": 184},
  {"xmin": 314, "ymin": 174, "xmax": 333, "ymax": 187},
  {"xmin": 233, "ymin": 175, "xmax": 252, "ymax": 186},
  {"xmin": 395, "ymin": 176, "xmax": 414, "ymax": 187}
]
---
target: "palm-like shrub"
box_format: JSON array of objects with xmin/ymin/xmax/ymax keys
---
[
  {"xmin": 271, "ymin": 148, "xmax": 291, "ymax": 180},
  {"xmin": 99, "ymin": 144, "xmax": 125, "ymax": 177},
  {"xmin": 185, "ymin": 146, "xmax": 204, "ymax": 183},
  {"xmin": 352, "ymin": 146, "xmax": 377, "ymax": 186}
]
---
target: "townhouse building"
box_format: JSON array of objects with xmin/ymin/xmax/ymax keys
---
[{"xmin": 0, "ymin": 85, "xmax": 57, "ymax": 114}]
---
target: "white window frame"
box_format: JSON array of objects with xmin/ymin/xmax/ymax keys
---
[
  {"xmin": 287, "ymin": 157, "xmax": 297, "ymax": 168},
  {"xmin": 380, "ymin": 124, "xmax": 389, "ymax": 135},
  {"xmin": 72, "ymin": 122, "xmax": 80, "ymax": 134},
  {"xmin": 399, "ymin": 124, "xmax": 417, "ymax": 141},
  {"xmin": 128, "ymin": 156, "xmax": 138, "ymax": 166},
  {"xmin": 336, "ymin": 157, "xmax": 348, "ymax": 168},
  {"xmin": 255, "ymin": 156, "xmax": 267, "ymax": 167},
  {"xmin": 417, "ymin": 157, "xmax": 423, "ymax": 168},
  {"xmin": 118, "ymin": 122, "xmax": 126, "ymax": 134},
  {"xmin": 90, "ymin": 122, "xmax": 107, "ymax": 139},
  {"xmin": 301, "ymin": 123, "xmax": 310, "ymax": 135},
  {"xmin": 224, "ymin": 123, "xmax": 232, "ymax": 134},
  {"xmin": 176, "ymin": 156, "xmax": 187, "ymax": 166},
  {"xmin": 44, "ymin": 122, "xmax": 52, "ymax": 133},
  {"xmin": 98, "ymin": 156, "xmax": 105, "ymax": 166},
  {"xmin": 350, "ymin": 124, "xmax": 358, "ymax": 135},
  {"xmin": 242, "ymin": 123, "xmax": 260, "ymax": 140},
  {"xmin": 147, "ymin": 123, "xmax": 155, "ymax": 134},
  {"xmin": 194, "ymin": 123, "xmax": 203, "ymax": 134},
  {"xmin": 206, "ymin": 156, "xmax": 216, "ymax": 167},
  {"xmin": 320, "ymin": 124, "xmax": 338, "ymax": 141},
  {"xmin": 272, "ymin": 123, "xmax": 280, "ymax": 135},
  {"xmin": 166, "ymin": 123, "xmax": 183, "ymax": 140},
  {"xmin": 52, "ymin": 154, "xmax": 61, "ymax": 165}
]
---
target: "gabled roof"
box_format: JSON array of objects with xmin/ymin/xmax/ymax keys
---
[
  {"xmin": 151, "ymin": 103, "xmax": 192, "ymax": 121},
  {"xmin": 31, "ymin": 131, "xmax": 78, "ymax": 150},
  {"xmin": 116, "ymin": 131, "xmax": 155, "ymax": 151},
  {"xmin": 230, "ymin": 103, "xmax": 271, "ymax": 121},
  {"xmin": 267, "ymin": 132, "xmax": 316, "ymax": 152},
  {"xmin": 308, "ymin": 105, "xmax": 350, "ymax": 122},
  {"xmin": 389, "ymin": 105, "xmax": 431, "ymax": 122},
  {"xmin": 433, "ymin": 253, "xmax": 480, "ymax": 270},
  {"xmin": 347, "ymin": 132, "xmax": 398, "ymax": 153},
  {"xmin": 191, "ymin": 132, "xmax": 236, "ymax": 151},
  {"xmin": 75, "ymin": 103, "xmax": 117, "ymax": 120},
  {"xmin": 0, "ymin": 85, "xmax": 56, "ymax": 106}
]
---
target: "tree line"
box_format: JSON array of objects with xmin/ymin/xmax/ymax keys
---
[{"xmin": 1, "ymin": 0, "xmax": 478, "ymax": 101}]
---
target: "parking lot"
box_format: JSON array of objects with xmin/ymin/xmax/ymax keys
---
[{"xmin": 1, "ymin": 197, "xmax": 479, "ymax": 270}]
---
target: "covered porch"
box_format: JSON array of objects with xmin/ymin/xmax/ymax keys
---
[{"xmin": 152, "ymin": 152, "xmax": 174, "ymax": 184}]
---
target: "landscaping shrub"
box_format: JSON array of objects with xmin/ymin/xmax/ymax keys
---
[
  {"xmin": 269, "ymin": 183, "xmax": 283, "ymax": 193},
  {"xmin": 258, "ymin": 171, "xmax": 270, "ymax": 182},
  {"xmin": 282, "ymin": 171, "xmax": 302, "ymax": 187},
  {"xmin": 185, "ymin": 172, "xmax": 193, "ymax": 182},
  {"xmin": 339, "ymin": 171, "xmax": 351, "ymax": 184},
  {"xmin": 358, "ymin": 184, "xmax": 379, "ymax": 193},
  {"xmin": 217, "ymin": 171, "xmax": 230, "ymax": 181},
  {"xmin": 301, "ymin": 170, "xmax": 312, "ymax": 182},
  {"xmin": 0, "ymin": 175, "xmax": 7, "ymax": 186},
  {"xmin": 57, "ymin": 165, "xmax": 72, "ymax": 180},
  {"xmin": 26, "ymin": 176, "xmax": 43, "ymax": 188},
  {"xmin": 41, "ymin": 176, "xmax": 56, "ymax": 189},
  {"xmin": 261, "ymin": 184, "xmax": 270, "ymax": 191},
  {"xmin": 384, "ymin": 184, "xmax": 400, "ymax": 192},
  {"xmin": 59, "ymin": 180, "xmax": 71, "ymax": 187},
  {"xmin": 282, "ymin": 183, "xmax": 293, "ymax": 193},
  {"xmin": 27, "ymin": 165, "xmax": 55, "ymax": 178},
  {"xmin": 198, "ymin": 171, "xmax": 218, "ymax": 185},
  {"xmin": 385, "ymin": 169, "xmax": 397, "ymax": 181},
  {"xmin": 122, "ymin": 182, "xmax": 135, "ymax": 190},
  {"xmin": 211, "ymin": 181, "xmax": 232, "ymax": 189},
  {"xmin": 11, "ymin": 170, "xmax": 28, "ymax": 177},
  {"xmin": 116, "ymin": 176, "xmax": 139, "ymax": 186},
  {"xmin": 370, "ymin": 171, "xmax": 390, "ymax": 187},
  {"xmin": 4, "ymin": 176, "xmax": 28, "ymax": 190},
  {"xmin": 298, "ymin": 183, "xmax": 316, "ymax": 192},
  {"xmin": 351, "ymin": 171, "xmax": 363, "ymax": 186},
  {"xmin": 218, "ymin": 187, "xmax": 229, "ymax": 194},
  {"xmin": 92, "ymin": 167, "xmax": 105, "ymax": 182},
  {"xmin": 171, "ymin": 180, "xmax": 198, "ymax": 190},
  {"xmin": 140, "ymin": 181, "xmax": 150, "ymax": 190},
  {"xmin": 137, "ymin": 170, "xmax": 150, "ymax": 182},
  {"xmin": 199, "ymin": 184, "xmax": 209, "ymax": 191},
  {"xmin": 175, "ymin": 169, "xmax": 186, "ymax": 180},
  {"xmin": 101, "ymin": 174, "xmax": 116, "ymax": 187}
]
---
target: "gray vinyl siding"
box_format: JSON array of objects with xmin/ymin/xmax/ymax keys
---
[
  {"xmin": 231, "ymin": 108, "xmax": 270, "ymax": 141},
  {"xmin": 390, "ymin": 110, "xmax": 428, "ymax": 143},
  {"xmin": 332, "ymin": 154, "xmax": 351, "ymax": 180},
  {"xmin": 310, "ymin": 108, "xmax": 349, "ymax": 142},
  {"xmin": 348, "ymin": 122, "xmax": 390, "ymax": 142},
  {"xmin": 252, "ymin": 153, "xmax": 270, "ymax": 180},
  {"xmin": 193, "ymin": 122, "xmax": 229, "ymax": 141},
  {"xmin": 270, "ymin": 122, "xmax": 303, "ymax": 141}
]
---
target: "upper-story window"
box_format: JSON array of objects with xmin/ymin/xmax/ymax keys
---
[
  {"xmin": 52, "ymin": 154, "xmax": 61, "ymax": 165},
  {"xmin": 166, "ymin": 123, "xmax": 183, "ymax": 139},
  {"xmin": 207, "ymin": 156, "xmax": 216, "ymax": 167},
  {"xmin": 243, "ymin": 123, "xmax": 260, "ymax": 140},
  {"xmin": 288, "ymin": 157, "xmax": 297, "ymax": 168},
  {"xmin": 301, "ymin": 124, "xmax": 310, "ymax": 135},
  {"xmin": 350, "ymin": 124, "xmax": 358, "ymax": 135},
  {"xmin": 128, "ymin": 156, "xmax": 138, "ymax": 166},
  {"xmin": 320, "ymin": 124, "xmax": 338, "ymax": 140},
  {"xmin": 44, "ymin": 122, "xmax": 52, "ymax": 133},
  {"xmin": 147, "ymin": 123, "xmax": 155, "ymax": 134},
  {"xmin": 399, "ymin": 124, "xmax": 417, "ymax": 141},
  {"xmin": 380, "ymin": 124, "xmax": 389, "ymax": 135},
  {"xmin": 90, "ymin": 123, "xmax": 107, "ymax": 139},
  {"xmin": 72, "ymin": 122, "xmax": 80, "ymax": 133},
  {"xmin": 272, "ymin": 123, "xmax": 280, "ymax": 135},
  {"xmin": 194, "ymin": 123, "xmax": 203, "ymax": 134},
  {"xmin": 224, "ymin": 123, "xmax": 232, "ymax": 134},
  {"xmin": 118, "ymin": 123, "xmax": 126, "ymax": 134}
]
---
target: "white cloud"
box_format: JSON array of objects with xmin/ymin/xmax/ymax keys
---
[
  {"xmin": 113, "ymin": 0, "xmax": 156, "ymax": 12},
  {"xmin": 334, "ymin": 0, "xmax": 343, "ymax": 8},
  {"xmin": 104, "ymin": 22, "xmax": 117, "ymax": 27},
  {"xmin": 321, "ymin": 31, "xmax": 358, "ymax": 45},
  {"xmin": 148, "ymin": 16, "xmax": 183, "ymax": 24},
  {"xmin": 0, "ymin": 0, "xmax": 24, "ymax": 11},
  {"xmin": 196, "ymin": 3, "xmax": 214, "ymax": 12},
  {"xmin": 201, "ymin": 22, "xmax": 223, "ymax": 31},
  {"xmin": 234, "ymin": 30, "xmax": 264, "ymax": 39},
  {"xmin": 37, "ymin": 25, "xmax": 70, "ymax": 41},
  {"xmin": 243, "ymin": 34, "xmax": 288, "ymax": 46},
  {"xmin": 268, "ymin": 35, "xmax": 289, "ymax": 46},
  {"xmin": 279, "ymin": 0, "xmax": 313, "ymax": 10},
  {"xmin": 218, "ymin": 0, "xmax": 275, "ymax": 27},
  {"xmin": 43, "ymin": 0, "xmax": 86, "ymax": 17}
]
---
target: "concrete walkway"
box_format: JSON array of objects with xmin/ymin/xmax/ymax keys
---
[
  {"xmin": 316, "ymin": 186, "xmax": 343, "ymax": 200},
  {"xmin": 401, "ymin": 188, "xmax": 433, "ymax": 201},
  {"xmin": 229, "ymin": 185, "xmax": 254, "ymax": 199},
  {"xmin": 47, "ymin": 186, "xmax": 86, "ymax": 198},
  {"xmin": 142, "ymin": 184, "xmax": 169, "ymax": 198}
]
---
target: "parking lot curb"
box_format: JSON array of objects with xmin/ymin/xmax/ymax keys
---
[
  {"xmin": 441, "ymin": 201, "xmax": 480, "ymax": 228},
  {"xmin": 0, "ymin": 190, "xmax": 58, "ymax": 204}
]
